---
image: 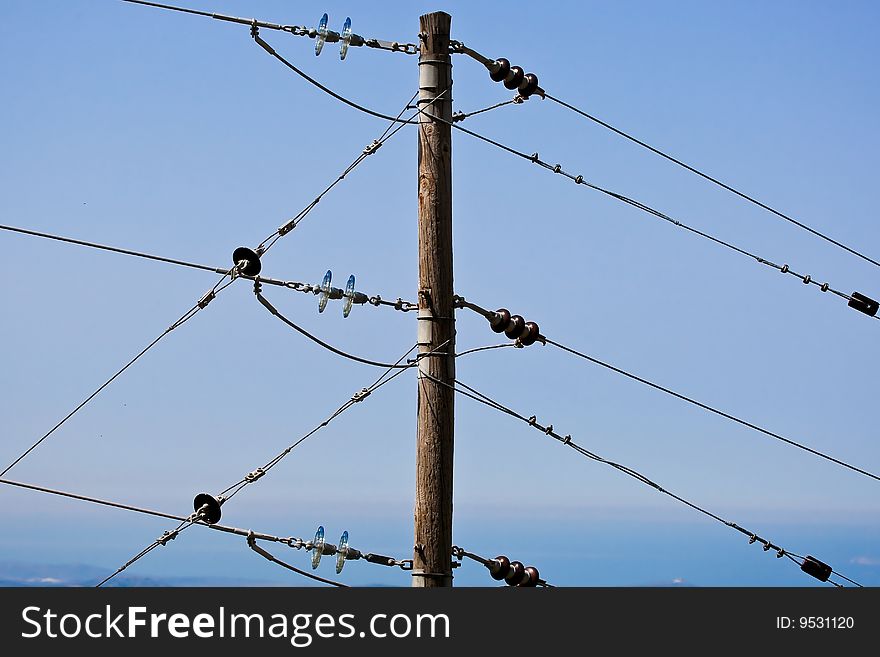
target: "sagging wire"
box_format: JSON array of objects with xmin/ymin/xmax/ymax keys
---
[
  {"xmin": 422, "ymin": 372, "xmax": 863, "ymax": 588},
  {"xmin": 253, "ymin": 281, "xmax": 418, "ymax": 369}
]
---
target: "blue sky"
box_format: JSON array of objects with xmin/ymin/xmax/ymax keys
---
[{"xmin": 1, "ymin": 0, "xmax": 878, "ymax": 587}]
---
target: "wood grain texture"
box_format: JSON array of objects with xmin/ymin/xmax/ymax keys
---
[{"xmin": 413, "ymin": 11, "xmax": 455, "ymax": 588}]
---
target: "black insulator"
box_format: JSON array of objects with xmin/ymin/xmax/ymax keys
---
[
  {"xmin": 489, "ymin": 58, "xmax": 510, "ymax": 82},
  {"xmin": 519, "ymin": 566, "xmax": 540, "ymax": 587},
  {"xmin": 504, "ymin": 560, "xmax": 525, "ymax": 586},
  {"xmin": 232, "ymin": 246, "xmax": 262, "ymax": 277},
  {"xmin": 192, "ymin": 493, "xmax": 223, "ymax": 525},
  {"xmin": 848, "ymin": 291, "xmax": 879, "ymax": 317},
  {"xmin": 490, "ymin": 555, "xmax": 511, "ymax": 580},
  {"xmin": 800, "ymin": 555, "xmax": 832, "ymax": 582},
  {"xmin": 518, "ymin": 73, "xmax": 539, "ymax": 98},
  {"xmin": 491, "ymin": 308, "xmax": 511, "ymax": 333},
  {"xmin": 519, "ymin": 321, "xmax": 540, "ymax": 346},
  {"xmin": 504, "ymin": 314, "xmax": 526, "ymax": 339},
  {"xmin": 504, "ymin": 66, "xmax": 524, "ymax": 90}
]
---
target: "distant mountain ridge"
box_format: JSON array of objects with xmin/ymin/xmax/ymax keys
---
[{"xmin": 0, "ymin": 561, "xmax": 288, "ymax": 587}]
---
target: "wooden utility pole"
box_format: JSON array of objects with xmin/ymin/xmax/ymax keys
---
[{"xmin": 413, "ymin": 11, "xmax": 455, "ymax": 588}]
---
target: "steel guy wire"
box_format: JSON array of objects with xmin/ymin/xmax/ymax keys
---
[
  {"xmin": 122, "ymin": 0, "xmax": 419, "ymax": 55},
  {"xmin": 0, "ymin": 270, "xmax": 238, "ymax": 478},
  {"xmin": 255, "ymin": 89, "xmax": 419, "ymax": 255},
  {"xmin": 96, "ymin": 518, "xmax": 197, "ymax": 587},
  {"xmin": 217, "ymin": 343, "xmax": 420, "ymax": 502},
  {"xmin": 99, "ymin": 342, "xmax": 418, "ymax": 582},
  {"xmin": 422, "ymin": 372, "xmax": 863, "ymax": 588},
  {"xmin": 541, "ymin": 93, "xmax": 880, "ymax": 271},
  {"xmin": 253, "ymin": 38, "xmax": 875, "ymax": 320}
]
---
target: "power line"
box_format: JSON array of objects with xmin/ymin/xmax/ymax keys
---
[
  {"xmin": 541, "ymin": 337, "xmax": 880, "ymax": 484},
  {"xmin": 0, "ymin": 271, "xmax": 237, "ymax": 477},
  {"xmin": 1, "ymin": 222, "xmax": 422, "ymax": 315},
  {"xmin": 448, "ymin": 43, "xmax": 880, "ymax": 270},
  {"xmin": 251, "ymin": 34, "xmax": 878, "ymax": 320},
  {"xmin": 423, "ymin": 372, "xmax": 861, "ymax": 587},
  {"xmin": 455, "ymin": 296, "xmax": 880, "ymax": 484},
  {"xmin": 97, "ymin": 345, "xmax": 417, "ymax": 582},
  {"xmin": 541, "ymin": 93, "xmax": 880, "ymax": 270},
  {"xmin": 0, "ymin": 223, "xmax": 226, "ymax": 275},
  {"xmin": 122, "ymin": 0, "xmax": 420, "ymax": 55},
  {"xmin": 435, "ymin": 115, "xmax": 879, "ymax": 322},
  {"xmin": 0, "ymin": 478, "xmax": 381, "ymax": 585}
]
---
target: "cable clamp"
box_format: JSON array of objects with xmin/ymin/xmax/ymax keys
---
[
  {"xmin": 781, "ymin": 264, "xmax": 789, "ymax": 274},
  {"xmin": 352, "ymin": 387, "xmax": 371, "ymax": 403},
  {"xmin": 776, "ymin": 548, "xmax": 785, "ymax": 558},
  {"xmin": 821, "ymin": 282, "xmax": 829, "ymax": 292},
  {"xmin": 452, "ymin": 111, "xmax": 466, "ymax": 123},
  {"xmin": 563, "ymin": 434, "xmax": 572, "ymax": 445},
  {"xmin": 544, "ymin": 424, "xmax": 553, "ymax": 435},
  {"xmin": 553, "ymin": 164, "xmax": 562, "ymax": 173},
  {"xmin": 363, "ymin": 139, "xmax": 382, "ymax": 155},
  {"xmin": 158, "ymin": 530, "xmax": 179, "ymax": 546},
  {"xmin": 197, "ymin": 291, "xmax": 216, "ymax": 309},
  {"xmin": 529, "ymin": 152, "xmax": 539, "ymax": 163},
  {"xmin": 574, "ymin": 175, "xmax": 583, "ymax": 184},
  {"xmin": 527, "ymin": 415, "xmax": 537, "ymax": 426},
  {"xmin": 802, "ymin": 274, "xmax": 811, "ymax": 284},
  {"xmin": 245, "ymin": 468, "xmax": 265, "ymax": 483},
  {"xmin": 748, "ymin": 534, "xmax": 757, "ymax": 544},
  {"xmin": 277, "ymin": 221, "xmax": 295, "ymax": 236}
]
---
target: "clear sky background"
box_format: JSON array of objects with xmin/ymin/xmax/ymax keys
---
[{"xmin": 1, "ymin": 0, "xmax": 878, "ymax": 587}]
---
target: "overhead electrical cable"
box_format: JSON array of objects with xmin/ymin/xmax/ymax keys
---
[{"xmin": 421, "ymin": 373, "xmax": 862, "ymax": 587}]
